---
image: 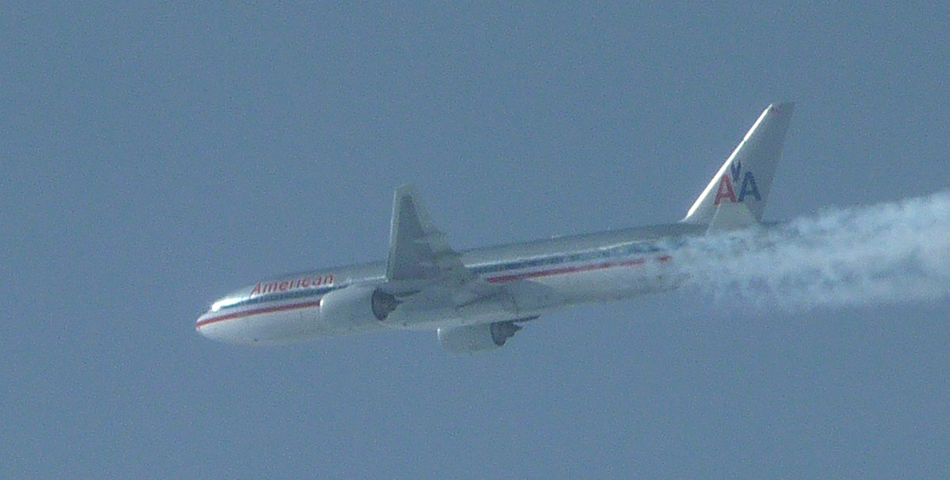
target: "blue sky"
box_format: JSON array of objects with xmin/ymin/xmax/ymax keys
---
[{"xmin": 3, "ymin": 2, "xmax": 950, "ymax": 478}]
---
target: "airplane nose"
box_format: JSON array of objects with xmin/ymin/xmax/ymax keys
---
[
  {"xmin": 197, "ymin": 293, "xmax": 250, "ymax": 343},
  {"xmin": 195, "ymin": 311, "xmax": 217, "ymax": 339},
  {"xmin": 195, "ymin": 313, "xmax": 209, "ymax": 336},
  {"xmin": 195, "ymin": 309, "xmax": 246, "ymax": 344}
]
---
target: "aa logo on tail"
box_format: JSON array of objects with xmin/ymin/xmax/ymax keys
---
[{"xmin": 714, "ymin": 159, "xmax": 761, "ymax": 205}]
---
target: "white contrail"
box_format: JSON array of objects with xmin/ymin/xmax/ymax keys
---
[{"xmin": 678, "ymin": 191, "xmax": 950, "ymax": 311}]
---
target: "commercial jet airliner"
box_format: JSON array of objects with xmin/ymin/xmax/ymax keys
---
[{"xmin": 197, "ymin": 103, "xmax": 795, "ymax": 353}]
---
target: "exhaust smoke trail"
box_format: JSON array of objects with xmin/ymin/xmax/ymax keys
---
[{"xmin": 678, "ymin": 191, "xmax": 950, "ymax": 311}]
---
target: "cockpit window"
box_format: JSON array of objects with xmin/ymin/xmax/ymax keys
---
[{"xmin": 211, "ymin": 296, "xmax": 245, "ymax": 312}]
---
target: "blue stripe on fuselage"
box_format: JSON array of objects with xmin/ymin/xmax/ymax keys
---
[{"xmin": 214, "ymin": 238, "xmax": 687, "ymax": 313}]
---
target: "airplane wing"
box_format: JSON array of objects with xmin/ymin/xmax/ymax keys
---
[{"xmin": 386, "ymin": 185, "xmax": 474, "ymax": 289}]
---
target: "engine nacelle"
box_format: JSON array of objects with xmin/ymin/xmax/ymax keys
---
[
  {"xmin": 320, "ymin": 285, "xmax": 399, "ymax": 329},
  {"xmin": 437, "ymin": 321, "xmax": 522, "ymax": 354}
]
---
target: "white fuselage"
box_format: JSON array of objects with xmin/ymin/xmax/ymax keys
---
[
  {"xmin": 195, "ymin": 103, "xmax": 795, "ymax": 350},
  {"xmin": 195, "ymin": 223, "xmax": 703, "ymax": 345}
]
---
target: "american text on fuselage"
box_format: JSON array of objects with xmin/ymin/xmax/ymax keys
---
[{"xmin": 195, "ymin": 102, "xmax": 795, "ymax": 353}]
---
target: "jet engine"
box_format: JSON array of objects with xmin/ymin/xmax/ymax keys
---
[
  {"xmin": 320, "ymin": 285, "xmax": 400, "ymax": 329},
  {"xmin": 437, "ymin": 321, "xmax": 522, "ymax": 354}
]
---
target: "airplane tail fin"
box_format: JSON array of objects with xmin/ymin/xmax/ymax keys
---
[{"xmin": 681, "ymin": 103, "xmax": 795, "ymax": 229}]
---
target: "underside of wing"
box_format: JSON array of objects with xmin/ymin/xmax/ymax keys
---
[{"xmin": 381, "ymin": 186, "xmax": 548, "ymax": 352}]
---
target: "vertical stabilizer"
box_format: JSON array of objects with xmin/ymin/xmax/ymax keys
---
[{"xmin": 682, "ymin": 103, "xmax": 795, "ymax": 225}]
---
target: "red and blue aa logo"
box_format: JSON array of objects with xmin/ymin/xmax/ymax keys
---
[{"xmin": 714, "ymin": 159, "xmax": 761, "ymax": 205}]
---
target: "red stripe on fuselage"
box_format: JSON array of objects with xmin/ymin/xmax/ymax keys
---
[
  {"xmin": 196, "ymin": 300, "xmax": 322, "ymax": 329},
  {"xmin": 197, "ymin": 255, "xmax": 673, "ymax": 328}
]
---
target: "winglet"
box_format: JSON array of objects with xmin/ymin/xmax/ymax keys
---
[{"xmin": 682, "ymin": 103, "xmax": 795, "ymax": 225}]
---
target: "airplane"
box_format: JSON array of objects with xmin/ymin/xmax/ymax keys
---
[{"xmin": 196, "ymin": 103, "xmax": 795, "ymax": 353}]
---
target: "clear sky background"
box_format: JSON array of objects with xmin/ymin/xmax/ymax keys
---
[{"xmin": 4, "ymin": 2, "xmax": 950, "ymax": 478}]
